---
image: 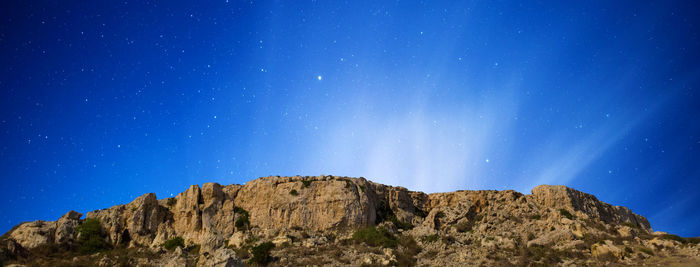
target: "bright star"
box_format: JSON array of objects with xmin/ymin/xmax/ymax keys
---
[{"xmin": 317, "ymin": 75, "xmax": 322, "ymax": 81}]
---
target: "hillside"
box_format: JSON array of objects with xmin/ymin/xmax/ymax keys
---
[{"xmin": 1, "ymin": 175, "xmax": 699, "ymax": 266}]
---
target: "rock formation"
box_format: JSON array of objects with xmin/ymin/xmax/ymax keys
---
[{"xmin": 1, "ymin": 175, "xmax": 698, "ymax": 266}]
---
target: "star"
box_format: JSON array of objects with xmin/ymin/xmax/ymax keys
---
[{"xmin": 317, "ymin": 75, "xmax": 322, "ymax": 81}]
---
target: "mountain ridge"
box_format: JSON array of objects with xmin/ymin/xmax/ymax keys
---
[{"xmin": 2, "ymin": 175, "xmax": 699, "ymax": 266}]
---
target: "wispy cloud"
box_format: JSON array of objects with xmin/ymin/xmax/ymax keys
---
[{"xmin": 304, "ymin": 87, "xmax": 519, "ymax": 193}]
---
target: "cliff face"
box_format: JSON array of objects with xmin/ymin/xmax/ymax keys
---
[{"xmin": 1, "ymin": 175, "xmax": 698, "ymax": 266}]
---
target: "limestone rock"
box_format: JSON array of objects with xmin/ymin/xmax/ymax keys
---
[
  {"xmin": 527, "ymin": 229, "xmax": 575, "ymax": 247},
  {"xmin": 162, "ymin": 254, "xmax": 187, "ymax": 267},
  {"xmin": 591, "ymin": 240, "xmax": 623, "ymax": 259},
  {"xmin": 531, "ymin": 185, "xmax": 651, "ymax": 232},
  {"xmin": 8, "ymin": 220, "xmax": 56, "ymax": 249},
  {"xmin": 54, "ymin": 210, "xmax": 82, "ymax": 244},
  {"xmin": 617, "ymin": 226, "xmax": 637, "ymax": 238},
  {"xmin": 86, "ymin": 192, "xmax": 169, "ymax": 247},
  {"xmin": 649, "ymin": 237, "xmax": 678, "ymax": 249},
  {"xmin": 226, "ymin": 231, "xmax": 246, "ymax": 248},
  {"xmin": 302, "ymin": 236, "xmax": 328, "ymax": 248},
  {"xmin": 233, "ymin": 176, "xmax": 377, "ymax": 231},
  {"xmin": 197, "ymin": 248, "xmax": 244, "ymax": 267},
  {"xmin": 271, "ymin": 234, "xmax": 292, "ymax": 246}
]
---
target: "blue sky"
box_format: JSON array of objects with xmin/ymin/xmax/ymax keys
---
[{"xmin": 1, "ymin": 1, "xmax": 699, "ymax": 237}]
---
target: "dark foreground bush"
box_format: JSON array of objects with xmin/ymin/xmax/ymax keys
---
[
  {"xmin": 687, "ymin": 237, "xmax": 700, "ymax": 245},
  {"xmin": 388, "ymin": 215, "xmax": 414, "ymax": 231},
  {"xmin": 234, "ymin": 207, "xmax": 250, "ymax": 230},
  {"xmin": 395, "ymin": 235, "xmax": 421, "ymax": 266},
  {"xmin": 352, "ymin": 226, "xmax": 397, "ymax": 248},
  {"xmin": 559, "ymin": 209, "xmax": 574, "ymax": 220},
  {"xmin": 301, "ymin": 180, "xmax": 312, "ymax": 188},
  {"xmin": 162, "ymin": 236, "xmax": 185, "ymax": 250},
  {"xmin": 75, "ymin": 218, "xmax": 109, "ymax": 254},
  {"xmin": 422, "ymin": 234, "xmax": 439, "ymax": 243},
  {"xmin": 250, "ymin": 241, "xmax": 275, "ymax": 265}
]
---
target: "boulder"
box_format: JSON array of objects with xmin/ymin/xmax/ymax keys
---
[
  {"xmin": 8, "ymin": 220, "xmax": 56, "ymax": 249},
  {"xmin": 197, "ymin": 248, "xmax": 244, "ymax": 267},
  {"xmin": 591, "ymin": 240, "xmax": 623, "ymax": 259}
]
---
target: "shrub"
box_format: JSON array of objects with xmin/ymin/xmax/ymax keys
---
[
  {"xmin": 441, "ymin": 235, "xmax": 456, "ymax": 245},
  {"xmin": 622, "ymin": 222, "xmax": 638, "ymax": 228},
  {"xmin": 335, "ymin": 178, "xmax": 353, "ymax": 188},
  {"xmin": 289, "ymin": 189, "xmax": 299, "ymax": 196},
  {"xmin": 235, "ymin": 217, "xmax": 249, "ymax": 230},
  {"xmin": 78, "ymin": 236, "xmax": 108, "ymax": 255},
  {"xmin": 250, "ymin": 241, "xmax": 275, "ymax": 265},
  {"xmin": 579, "ymin": 233, "xmax": 598, "ymax": 246},
  {"xmin": 422, "ymin": 234, "xmax": 439, "ymax": 243},
  {"xmin": 530, "ymin": 214, "xmax": 541, "ymax": 220},
  {"xmin": 162, "ymin": 236, "xmax": 185, "ymax": 251},
  {"xmin": 638, "ymin": 246, "xmax": 654, "ymax": 255},
  {"xmin": 75, "ymin": 218, "xmax": 109, "ymax": 254},
  {"xmin": 559, "ymin": 209, "xmax": 574, "ymax": 220},
  {"xmin": 395, "ymin": 235, "xmax": 421, "ymax": 266},
  {"xmin": 687, "ymin": 237, "xmax": 700, "ymax": 245},
  {"xmin": 245, "ymin": 236, "xmax": 260, "ymax": 245},
  {"xmin": 398, "ymin": 235, "xmax": 420, "ymax": 253},
  {"xmin": 301, "ymin": 180, "xmax": 312, "ymax": 188},
  {"xmin": 517, "ymin": 244, "xmax": 584, "ymax": 265},
  {"xmin": 423, "ymin": 250, "xmax": 438, "ymax": 259},
  {"xmin": 186, "ymin": 244, "xmax": 201, "ymax": 254},
  {"xmin": 661, "ymin": 234, "xmax": 687, "ymax": 244},
  {"xmin": 76, "ymin": 218, "xmax": 102, "ymax": 239},
  {"xmin": 234, "ymin": 207, "xmax": 250, "ymax": 217},
  {"xmin": 388, "ymin": 215, "xmax": 413, "ymax": 231},
  {"xmin": 352, "ymin": 226, "xmax": 397, "ymax": 248},
  {"xmin": 234, "ymin": 247, "xmax": 251, "ymax": 259},
  {"xmin": 166, "ymin": 198, "xmax": 177, "ymax": 206},
  {"xmin": 234, "ymin": 207, "xmax": 250, "ymax": 230},
  {"xmin": 436, "ymin": 211, "xmax": 445, "ymax": 218}
]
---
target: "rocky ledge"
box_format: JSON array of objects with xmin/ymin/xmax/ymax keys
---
[{"xmin": 1, "ymin": 175, "xmax": 699, "ymax": 266}]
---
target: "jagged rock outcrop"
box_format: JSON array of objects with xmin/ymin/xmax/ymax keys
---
[
  {"xmin": 235, "ymin": 176, "xmax": 376, "ymax": 231},
  {"xmin": 7, "ymin": 221, "xmax": 55, "ymax": 249},
  {"xmin": 2, "ymin": 175, "xmax": 698, "ymax": 266},
  {"xmin": 54, "ymin": 210, "xmax": 82, "ymax": 244},
  {"xmin": 530, "ymin": 185, "xmax": 652, "ymax": 231},
  {"xmin": 85, "ymin": 192, "xmax": 170, "ymax": 248}
]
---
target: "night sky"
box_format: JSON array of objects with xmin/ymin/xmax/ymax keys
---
[{"xmin": 1, "ymin": 1, "xmax": 700, "ymax": 237}]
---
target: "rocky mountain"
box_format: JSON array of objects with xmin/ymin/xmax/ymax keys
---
[{"xmin": 1, "ymin": 175, "xmax": 699, "ymax": 266}]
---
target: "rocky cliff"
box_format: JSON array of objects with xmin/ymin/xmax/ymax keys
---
[{"xmin": 1, "ymin": 175, "xmax": 699, "ymax": 266}]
